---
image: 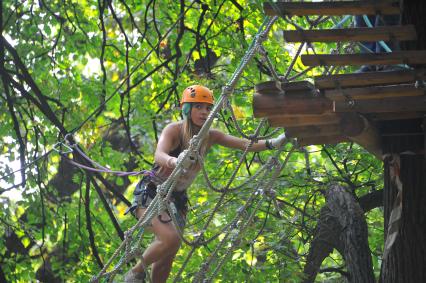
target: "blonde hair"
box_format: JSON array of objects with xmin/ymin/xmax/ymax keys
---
[{"xmin": 181, "ymin": 116, "xmax": 208, "ymax": 156}]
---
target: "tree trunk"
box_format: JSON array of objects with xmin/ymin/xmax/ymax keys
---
[
  {"xmin": 303, "ymin": 186, "xmax": 379, "ymax": 282},
  {"xmin": 303, "ymin": 189, "xmax": 383, "ymax": 282},
  {"xmin": 326, "ymin": 185, "xmax": 375, "ymax": 283},
  {"xmin": 302, "ymin": 205, "xmax": 344, "ymax": 283}
]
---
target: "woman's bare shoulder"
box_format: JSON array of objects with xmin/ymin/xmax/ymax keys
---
[
  {"xmin": 158, "ymin": 121, "xmax": 183, "ymax": 143},
  {"xmin": 163, "ymin": 121, "xmax": 182, "ymax": 132}
]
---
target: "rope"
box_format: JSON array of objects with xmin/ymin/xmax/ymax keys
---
[
  {"xmin": 205, "ymin": 193, "xmax": 267, "ymax": 283},
  {"xmin": 61, "ymin": 144, "xmax": 153, "ymax": 177},
  {"xmin": 258, "ymin": 45, "xmax": 284, "ymax": 93},
  {"xmin": 225, "ymin": 98, "xmax": 281, "ymax": 140},
  {"xmin": 199, "ymin": 153, "xmax": 271, "ymax": 193},
  {"xmin": 362, "ymin": 15, "xmax": 392, "ymax": 53}
]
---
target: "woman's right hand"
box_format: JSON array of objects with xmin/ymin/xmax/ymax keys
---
[
  {"xmin": 166, "ymin": 156, "xmax": 178, "ymax": 168},
  {"xmin": 176, "ymin": 150, "xmax": 196, "ymax": 169}
]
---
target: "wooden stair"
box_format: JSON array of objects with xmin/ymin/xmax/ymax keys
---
[
  {"xmin": 315, "ymin": 69, "xmax": 426, "ymax": 89},
  {"xmin": 264, "ymin": 1, "xmax": 400, "ymax": 16},
  {"xmin": 301, "ymin": 51, "xmax": 426, "ymax": 67},
  {"xmin": 254, "ymin": 80, "xmax": 316, "ymax": 96},
  {"xmin": 253, "ymin": 91, "xmax": 332, "ymax": 117},
  {"xmin": 334, "ymin": 96, "xmax": 426, "ymax": 113},
  {"xmin": 255, "ymin": 1, "xmax": 426, "ymax": 157},
  {"xmin": 325, "ymin": 84, "xmax": 424, "ymax": 101},
  {"xmin": 283, "ymin": 25, "xmax": 416, "ymax": 43}
]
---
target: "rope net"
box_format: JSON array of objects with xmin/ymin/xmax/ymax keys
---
[
  {"xmin": 81, "ymin": 16, "xmax": 291, "ymax": 283},
  {"xmin": 51, "ymin": 11, "xmax": 386, "ymax": 283}
]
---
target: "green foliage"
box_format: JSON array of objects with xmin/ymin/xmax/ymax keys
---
[{"xmin": 0, "ymin": 0, "xmax": 384, "ymax": 282}]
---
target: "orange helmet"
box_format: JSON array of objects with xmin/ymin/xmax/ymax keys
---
[{"xmin": 181, "ymin": 85, "xmax": 214, "ymax": 106}]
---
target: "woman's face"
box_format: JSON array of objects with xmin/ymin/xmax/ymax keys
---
[{"xmin": 191, "ymin": 103, "xmax": 213, "ymax": 127}]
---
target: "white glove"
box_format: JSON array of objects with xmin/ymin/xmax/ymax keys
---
[
  {"xmin": 176, "ymin": 150, "xmax": 197, "ymax": 169},
  {"xmin": 268, "ymin": 133, "xmax": 287, "ymax": 149}
]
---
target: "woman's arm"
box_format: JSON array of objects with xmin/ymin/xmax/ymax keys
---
[
  {"xmin": 209, "ymin": 129, "xmax": 287, "ymax": 152},
  {"xmin": 154, "ymin": 123, "xmax": 181, "ymax": 168}
]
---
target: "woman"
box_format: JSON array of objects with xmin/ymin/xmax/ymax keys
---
[{"xmin": 124, "ymin": 85, "xmax": 287, "ymax": 282}]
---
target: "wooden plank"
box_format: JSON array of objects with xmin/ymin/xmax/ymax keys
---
[
  {"xmin": 268, "ymin": 113, "xmax": 340, "ymax": 127},
  {"xmin": 256, "ymin": 89, "xmax": 316, "ymax": 97},
  {"xmin": 298, "ymin": 135, "xmax": 349, "ymax": 146},
  {"xmin": 301, "ymin": 51, "xmax": 426, "ymax": 67},
  {"xmin": 255, "ymin": 80, "xmax": 317, "ymax": 96},
  {"xmin": 253, "ymin": 93, "xmax": 333, "ymax": 117},
  {"xmin": 264, "ymin": 1, "xmax": 400, "ymax": 16},
  {"xmin": 369, "ymin": 112, "xmax": 426, "ymax": 121},
  {"xmin": 283, "ymin": 25, "xmax": 416, "ymax": 43},
  {"xmin": 255, "ymin": 80, "xmax": 315, "ymax": 92},
  {"xmin": 333, "ymin": 96, "xmax": 426, "ymax": 113},
  {"xmin": 325, "ymin": 84, "xmax": 423, "ymax": 101},
  {"xmin": 315, "ymin": 69, "xmax": 426, "ymax": 89},
  {"xmin": 286, "ymin": 124, "xmax": 341, "ymax": 138}
]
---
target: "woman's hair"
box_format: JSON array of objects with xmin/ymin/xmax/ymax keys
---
[{"xmin": 181, "ymin": 103, "xmax": 208, "ymax": 155}]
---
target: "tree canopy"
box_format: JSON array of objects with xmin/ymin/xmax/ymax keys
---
[{"xmin": 0, "ymin": 1, "xmax": 385, "ymax": 282}]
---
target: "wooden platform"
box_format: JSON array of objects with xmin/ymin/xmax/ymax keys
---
[
  {"xmin": 283, "ymin": 25, "xmax": 416, "ymax": 43},
  {"xmin": 264, "ymin": 1, "xmax": 400, "ymax": 16},
  {"xmin": 253, "ymin": 77, "xmax": 425, "ymax": 157}
]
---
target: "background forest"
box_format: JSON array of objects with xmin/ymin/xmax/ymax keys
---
[{"xmin": 0, "ymin": 0, "xmax": 385, "ymax": 282}]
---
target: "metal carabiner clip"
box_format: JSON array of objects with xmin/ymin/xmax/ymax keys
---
[{"xmin": 52, "ymin": 142, "xmax": 73, "ymax": 155}]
